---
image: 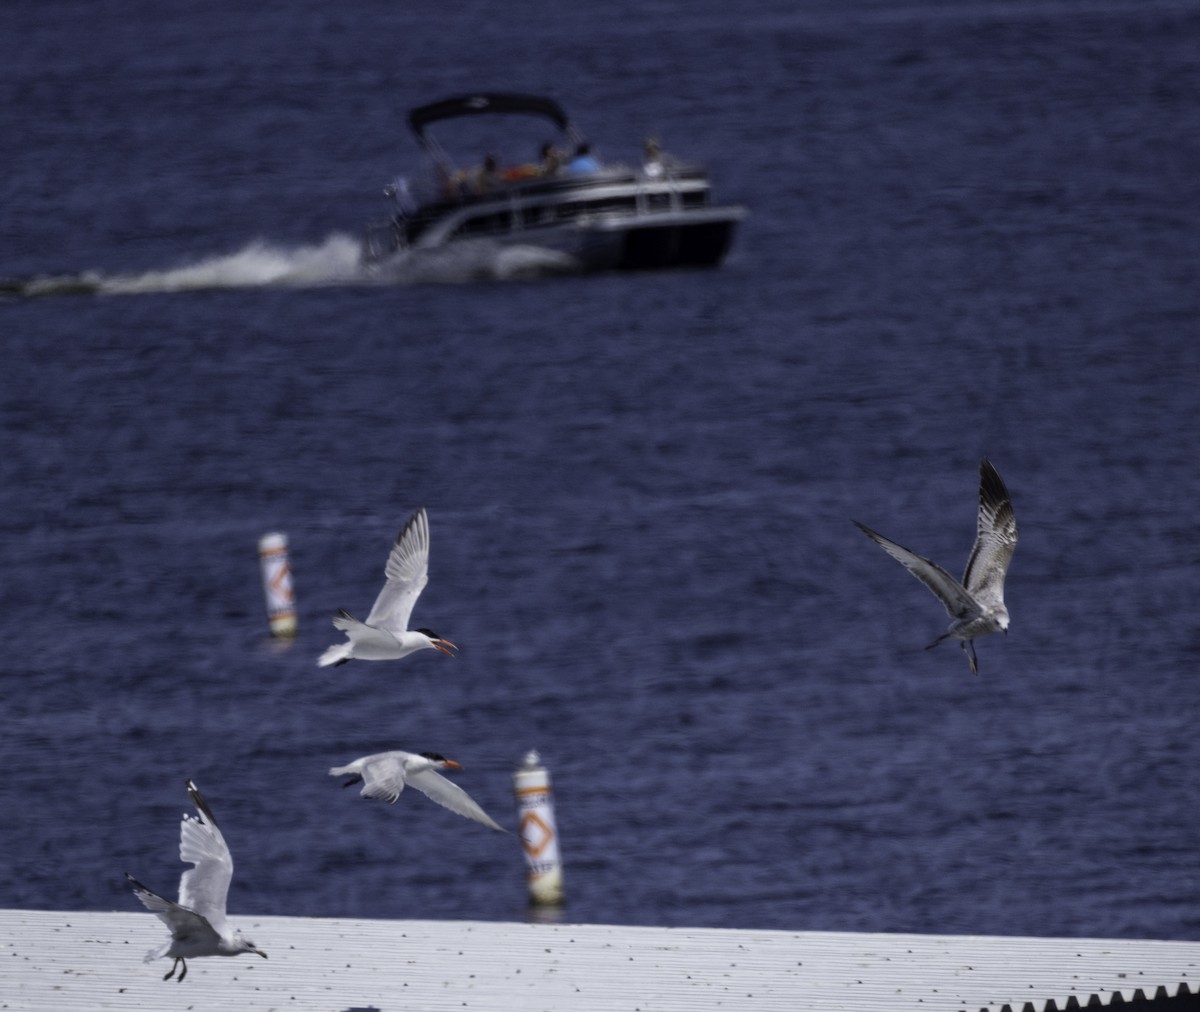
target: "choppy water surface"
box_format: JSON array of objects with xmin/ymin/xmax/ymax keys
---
[{"xmin": 2, "ymin": 0, "xmax": 1198, "ymax": 940}]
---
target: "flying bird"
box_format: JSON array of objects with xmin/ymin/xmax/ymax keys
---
[
  {"xmin": 318, "ymin": 507, "xmax": 458, "ymax": 667},
  {"xmin": 126, "ymin": 780, "xmax": 267, "ymax": 982},
  {"xmin": 330, "ymin": 750, "xmax": 507, "ymax": 832},
  {"xmin": 854, "ymin": 457, "xmax": 1018, "ymax": 674}
]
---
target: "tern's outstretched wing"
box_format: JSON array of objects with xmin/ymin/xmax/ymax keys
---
[
  {"xmin": 357, "ymin": 752, "xmax": 412, "ymax": 804},
  {"xmin": 854, "ymin": 521, "xmax": 979, "ymax": 619},
  {"xmin": 407, "ymin": 768, "xmax": 507, "ymax": 832},
  {"xmin": 176, "ymin": 781, "xmax": 234, "ymax": 937},
  {"xmin": 365, "ymin": 508, "xmax": 431, "ymax": 636},
  {"xmin": 962, "ymin": 458, "xmax": 1018, "ymax": 606},
  {"xmin": 127, "ymin": 873, "xmax": 220, "ymax": 951}
]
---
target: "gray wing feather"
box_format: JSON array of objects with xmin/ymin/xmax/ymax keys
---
[
  {"xmin": 854, "ymin": 520, "xmax": 979, "ymax": 619},
  {"xmin": 407, "ymin": 768, "xmax": 507, "ymax": 832},
  {"xmin": 961, "ymin": 458, "xmax": 1018, "ymax": 605},
  {"xmin": 358, "ymin": 753, "xmax": 410, "ymax": 804},
  {"xmin": 176, "ymin": 781, "xmax": 233, "ymax": 936},
  {"xmin": 127, "ymin": 873, "xmax": 221, "ymax": 948},
  {"xmin": 365, "ymin": 508, "xmax": 431, "ymax": 635}
]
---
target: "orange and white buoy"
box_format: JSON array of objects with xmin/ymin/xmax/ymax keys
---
[
  {"xmin": 513, "ymin": 750, "xmax": 564, "ymax": 906},
  {"xmin": 257, "ymin": 532, "xmax": 296, "ymax": 639}
]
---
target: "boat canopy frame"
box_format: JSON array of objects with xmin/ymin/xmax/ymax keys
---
[{"xmin": 406, "ymin": 92, "xmax": 585, "ymax": 176}]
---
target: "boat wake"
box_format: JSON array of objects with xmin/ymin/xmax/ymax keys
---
[
  {"xmin": 369, "ymin": 239, "xmax": 581, "ymax": 285},
  {"xmin": 1, "ymin": 234, "xmax": 581, "ymax": 300}
]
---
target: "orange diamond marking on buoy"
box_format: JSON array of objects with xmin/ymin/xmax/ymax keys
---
[
  {"xmin": 270, "ymin": 562, "xmax": 293, "ymax": 600},
  {"xmin": 520, "ymin": 810, "xmax": 554, "ymax": 857}
]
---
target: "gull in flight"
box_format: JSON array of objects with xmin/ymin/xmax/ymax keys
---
[
  {"xmin": 331, "ymin": 750, "xmax": 507, "ymax": 832},
  {"xmin": 854, "ymin": 457, "xmax": 1018, "ymax": 674},
  {"xmin": 126, "ymin": 780, "xmax": 267, "ymax": 982},
  {"xmin": 318, "ymin": 506, "xmax": 458, "ymax": 667}
]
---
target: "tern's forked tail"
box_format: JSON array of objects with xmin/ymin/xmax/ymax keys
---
[
  {"xmin": 317, "ymin": 609, "xmax": 361, "ymax": 667},
  {"xmin": 317, "ymin": 642, "xmax": 352, "ymax": 667}
]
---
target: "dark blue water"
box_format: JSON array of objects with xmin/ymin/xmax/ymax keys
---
[{"xmin": 3, "ymin": 0, "xmax": 1199, "ymax": 942}]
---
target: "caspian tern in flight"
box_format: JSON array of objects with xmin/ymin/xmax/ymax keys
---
[
  {"xmin": 126, "ymin": 780, "xmax": 267, "ymax": 982},
  {"xmin": 330, "ymin": 750, "xmax": 507, "ymax": 832},
  {"xmin": 854, "ymin": 457, "xmax": 1018, "ymax": 674},
  {"xmin": 318, "ymin": 507, "xmax": 458, "ymax": 667}
]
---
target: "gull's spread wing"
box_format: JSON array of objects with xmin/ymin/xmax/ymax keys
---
[
  {"xmin": 127, "ymin": 873, "xmax": 221, "ymax": 950},
  {"xmin": 962, "ymin": 458, "xmax": 1018, "ymax": 606},
  {"xmin": 854, "ymin": 520, "xmax": 979, "ymax": 619},
  {"xmin": 365, "ymin": 508, "xmax": 431, "ymax": 636},
  {"xmin": 176, "ymin": 781, "xmax": 234, "ymax": 937}
]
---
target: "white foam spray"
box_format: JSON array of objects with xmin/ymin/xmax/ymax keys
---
[
  {"xmin": 5, "ymin": 233, "xmax": 582, "ymax": 299},
  {"xmin": 100, "ymin": 234, "xmax": 366, "ymax": 294}
]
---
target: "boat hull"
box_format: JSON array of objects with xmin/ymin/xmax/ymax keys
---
[
  {"xmin": 594, "ymin": 210, "xmax": 742, "ymax": 270},
  {"xmin": 363, "ymin": 207, "xmax": 744, "ymax": 274}
]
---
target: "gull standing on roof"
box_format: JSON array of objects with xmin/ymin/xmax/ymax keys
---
[
  {"xmin": 318, "ymin": 507, "xmax": 458, "ymax": 667},
  {"xmin": 331, "ymin": 750, "xmax": 507, "ymax": 832},
  {"xmin": 853, "ymin": 457, "xmax": 1018, "ymax": 674},
  {"xmin": 126, "ymin": 780, "xmax": 267, "ymax": 982}
]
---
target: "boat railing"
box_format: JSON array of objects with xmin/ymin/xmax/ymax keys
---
[
  {"xmin": 388, "ymin": 161, "xmax": 708, "ymax": 213},
  {"xmin": 374, "ymin": 162, "xmax": 717, "ymax": 253}
]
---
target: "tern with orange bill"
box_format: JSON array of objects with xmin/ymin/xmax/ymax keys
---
[
  {"xmin": 330, "ymin": 750, "xmax": 507, "ymax": 832},
  {"xmin": 318, "ymin": 507, "xmax": 458, "ymax": 667}
]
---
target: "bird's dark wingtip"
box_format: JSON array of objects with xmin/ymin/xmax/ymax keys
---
[
  {"xmin": 852, "ymin": 519, "xmax": 884, "ymax": 543},
  {"xmin": 186, "ymin": 781, "xmax": 220, "ymax": 828},
  {"xmin": 125, "ymin": 873, "xmax": 161, "ymax": 899},
  {"xmin": 399, "ymin": 505, "xmax": 428, "ymax": 541},
  {"xmin": 979, "ymin": 457, "xmax": 1008, "ymax": 495}
]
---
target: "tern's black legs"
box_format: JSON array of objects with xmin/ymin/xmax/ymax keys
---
[{"xmin": 163, "ymin": 957, "xmax": 187, "ymax": 982}]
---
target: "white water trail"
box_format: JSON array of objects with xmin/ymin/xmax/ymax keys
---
[
  {"xmin": 369, "ymin": 239, "xmax": 580, "ymax": 285},
  {"xmin": 99, "ymin": 234, "xmax": 367, "ymax": 294},
  {"xmin": 5, "ymin": 233, "xmax": 581, "ymax": 299}
]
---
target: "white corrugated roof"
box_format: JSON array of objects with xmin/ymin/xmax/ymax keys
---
[{"xmin": 2, "ymin": 908, "xmax": 1197, "ymax": 1011}]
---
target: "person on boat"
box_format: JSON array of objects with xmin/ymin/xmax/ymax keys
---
[
  {"xmin": 643, "ymin": 136, "xmax": 675, "ymax": 178},
  {"xmin": 471, "ymin": 153, "xmax": 500, "ymax": 194},
  {"xmin": 437, "ymin": 164, "xmax": 464, "ymax": 199},
  {"xmin": 565, "ymin": 142, "xmax": 600, "ymax": 174},
  {"xmin": 539, "ymin": 142, "xmax": 565, "ymax": 177}
]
